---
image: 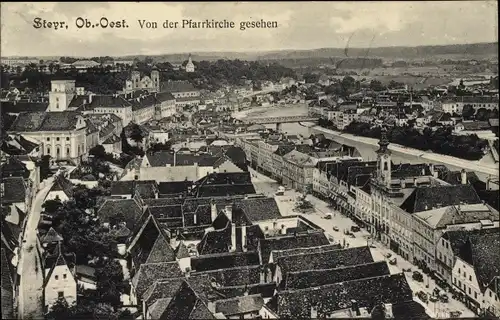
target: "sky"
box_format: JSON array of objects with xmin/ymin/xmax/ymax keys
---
[{"xmin": 1, "ymin": 1, "xmax": 498, "ymax": 57}]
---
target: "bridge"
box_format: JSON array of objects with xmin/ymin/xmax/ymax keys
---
[{"xmin": 242, "ymin": 115, "xmax": 319, "ymax": 131}]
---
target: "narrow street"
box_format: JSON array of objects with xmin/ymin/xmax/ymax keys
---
[
  {"xmin": 18, "ymin": 177, "xmax": 55, "ymax": 319},
  {"xmin": 249, "ymin": 168, "xmax": 475, "ymax": 319}
]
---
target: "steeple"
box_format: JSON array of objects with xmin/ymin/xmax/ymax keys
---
[{"xmin": 377, "ymin": 126, "xmax": 390, "ymax": 154}]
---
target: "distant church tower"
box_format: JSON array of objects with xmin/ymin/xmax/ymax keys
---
[
  {"xmin": 376, "ymin": 126, "xmax": 391, "ymax": 188},
  {"xmin": 185, "ymin": 54, "xmax": 195, "ymax": 73},
  {"xmin": 48, "ymin": 80, "xmax": 76, "ymax": 112}
]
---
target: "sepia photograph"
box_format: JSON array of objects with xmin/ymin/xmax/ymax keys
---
[{"xmin": 0, "ymin": 1, "xmax": 499, "ymax": 319}]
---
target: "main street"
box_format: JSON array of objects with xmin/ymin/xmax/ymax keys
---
[
  {"xmin": 18, "ymin": 177, "xmax": 55, "ymax": 319},
  {"xmin": 249, "ymin": 168, "xmax": 475, "ymax": 319}
]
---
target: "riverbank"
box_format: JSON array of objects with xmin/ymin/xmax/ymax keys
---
[{"xmin": 312, "ymin": 126, "xmax": 499, "ymax": 181}]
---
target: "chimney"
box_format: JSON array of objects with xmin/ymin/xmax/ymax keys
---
[
  {"xmin": 421, "ymin": 167, "xmax": 426, "ymax": 176},
  {"xmin": 173, "ymin": 151, "xmax": 177, "ymax": 167},
  {"xmin": 225, "ymin": 204, "xmax": 233, "ymax": 222},
  {"xmin": 461, "ymin": 169, "xmax": 467, "ymax": 185},
  {"xmin": 193, "ymin": 212, "xmax": 197, "ymax": 225},
  {"xmin": 210, "ymin": 199, "xmax": 217, "ymax": 223},
  {"xmin": 400, "ymin": 179, "xmax": 406, "ymax": 189},
  {"xmin": 486, "ymin": 175, "xmax": 491, "ymax": 190},
  {"xmin": 88, "ymin": 94, "xmax": 93, "ymax": 104},
  {"xmin": 241, "ymin": 226, "xmax": 247, "ymax": 252}
]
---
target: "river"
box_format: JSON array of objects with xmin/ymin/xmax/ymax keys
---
[{"xmin": 234, "ymin": 104, "xmax": 498, "ymax": 183}]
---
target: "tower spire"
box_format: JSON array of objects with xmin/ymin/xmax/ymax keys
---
[{"xmin": 377, "ymin": 126, "xmax": 390, "ymax": 154}]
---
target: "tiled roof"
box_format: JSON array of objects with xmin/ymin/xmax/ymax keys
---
[
  {"xmin": 159, "ymin": 280, "xmax": 216, "ymax": 320},
  {"xmin": 215, "ymin": 294, "xmax": 264, "ymax": 316},
  {"xmin": 414, "ymin": 204, "xmax": 499, "ymax": 229},
  {"xmin": 283, "ymin": 261, "xmax": 391, "ymax": 290},
  {"xmin": 145, "ymin": 234, "xmax": 176, "ymax": 264},
  {"xmin": 275, "ymin": 273, "xmax": 412, "ymax": 318},
  {"xmin": 236, "ymin": 198, "xmax": 282, "ymax": 222},
  {"xmin": 110, "ymin": 180, "xmax": 158, "ymax": 199},
  {"xmin": 461, "ymin": 121, "xmax": 491, "ymax": 131},
  {"xmin": 192, "ymin": 265, "xmax": 262, "ymax": 287},
  {"xmin": 158, "ymin": 181, "xmax": 193, "ymax": 195},
  {"xmin": 156, "ymin": 91, "xmax": 176, "ymax": 102},
  {"xmin": 191, "ymin": 251, "xmax": 260, "ymax": 272},
  {"xmin": 1, "ymin": 220, "xmax": 20, "ymax": 253},
  {"xmin": 400, "ymin": 185, "xmax": 482, "ymax": 213},
  {"xmin": 2, "ymin": 177, "xmax": 26, "ymax": 203},
  {"xmin": 49, "ymin": 176, "xmax": 74, "ymax": 198},
  {"xmin": 392, "ymin": 301, "xmax": 431, "ymax": 320},
  {"xmin": 443, "ymin": 228, "xmax": 500, "ymax": 290},
  {"xmin": 223, "ymin": 146, "xmax": 248, "ymax": 171},
  {"xmin": 216, "ymin": 282, "xmax": 277, "ymax": 299},
  {"xmin": 160, "ymin": 80, "xmax": 198, "ymax": 93},
  {"xmin": 0, "ymin": 157, "xmax": 28, "ymax": 179},
  {"xmin": 442, "ymin": 170, "xmax": 485, "ymax": 190},
  {"xmin": 131, "ymin": 261, "xmax": 183, "ymax": 300},
  {"xmin": 1, "ymin": 248, "xmax": 14, "ymax": 291},
  {"xmin": 146, "ymin": 152, "xmax": 219, "ymax": 167},
  {"xmin": 197, "ymin": 222, "xmax": 232, "ymax": 255},
  {"xmin": 89, "ymin": 95, "xmax": 132, "ymax": 109},
  {"xmin": 0, "ymin": 134, "xmax": 40, "ymax": 155},
  {"xmin": 148, "ymin": 298, "xmax": 172, "ymax": 319},
  {"xmin": 260, "ymin": 232, "xmax": 330, "ymax": 264},
  {"xmin": 103, "ymin": 133, "xmax": 121, "ymax": 144},
  {"xmin": 129, "ymin": 215, "xmax": 169, "ymax": 267},
  {"xmin": 97, "ymin": 198, "xmax": 142, "ymax": 229},
  {"xmin": 147, "ymin": 205, "xmax": 183, "ymax": 219},
  {"xmin": 277, "ymin": 246, "xmax": 374, "ymax": 275},
  {"xmin": 144, "ymin": 197, "xmax": 185, "ymax": 207},
  {"xmin": 174, "ymin": 241, "xmax": 190, "ymax": 259},
  {"xmin": 143, "ymin": 277, "xmax": 184, "ymax": 309},
  {"xmin": 1, "ymin": 101, "xmax": 48, "ymax": 114},
  {"xmin": 271, "ymin": 243, "xmax": 341, "ymax": 263},
  {"xmin": 9, "ymin": 111, "xmax": 83, "ymax": 132}
]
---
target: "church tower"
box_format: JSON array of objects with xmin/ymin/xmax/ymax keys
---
[
  {"xmin": 131, "ymin": 70, "xmax": 141, "ymax": 90},
  {"xmin": 151, "ymin": 69, "xmax": 160, "ymax": 92},
  {"xmin": 376, "ymin": 126, "xmax": 391, "ymax": 188},
  {"xmin": 185, "ymin": 54, "xmax": 195, "ymax": 73},
  {"xmin": 48, "ymin": 80, "xmax": 76, "ymax": 112}
]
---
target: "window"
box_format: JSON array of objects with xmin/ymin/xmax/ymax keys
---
[
  {"xmin": 66, "ymin": 148, "xmax": 70, "ymax": 156},
  {"xmin": 490, "ymin": 291, "xmax": 493, "ymax": 298},
  {"xmin": 463, "ymin": 272, "xmax": 466, "ymax": 278},
  {"xmin": 56, "ymin": 137, "xmax": 60, "ymax": 141},
  {"xmin": 469, "ymin": 275, "xmax": 472, "ymax": 281},
  {"xmin": 66, "ymin": 137, "xmax": 70, "ymax": 141},
  {"xmin": 475, "ymin": 292, "xmax": 478, "ymax": 299},
  {"xmin": 441, "ymin": 239, "xmax": 444, "ymax": 246},
  {"xmin": 47, "ymin": 147, "xmax": 51, "ymax": 154},
  {"xmin": 63, "ymin": 274, "xmax": 67, "ymax": 279},
  {"xmin": 55, "ymin": 275, "xmax": 59, "ymax": 280},
  {"xmin": 47, "ymin": 137, "xmax": 50, "ymax": 141},
  {"xmin": 458, "ymin": 280, "xmax": 462, "ymax": 287},
  {"xmin": 459, "ymin": 268, "xmax": 461, "ymax": 274},
  {"xmin": 468, "ymin": 287, "xmax": 471, "ymax": 295},
  {"xmin": 445, "ymin": 242, "xmax": 449, "ymax": 249},
  {"xmin": 58, "ymin": 291, "xmax": 64, "ymax": 298}
]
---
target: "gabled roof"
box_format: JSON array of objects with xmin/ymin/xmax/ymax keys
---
[
  {"xmin": 145, "ymin": 152, "xmax": 219, "ymax": 167},
  {"xmin": 143, "ymin": 277, "xmax": 185, "ymax": 310},
  {"xmin": 236, "ymin": 197, "xmax": 282, "ymax": 223},
  {"xmin": 131, "ymin": 261, "xmax": 183, "ymax": 300},
  {"xmin": 443, "ymin": 228, "xmax": 500, "ymax": 291},
  {"xmin": 158, "ymin": 181, "xmax": 193, "ymax": 195},
  {"xmin": 145, "ymin": 234, "xmax": 177, "ymax": 264},
  {"xmin": 275, "ymin": 273, "xmax": 412, "ymax": 318},
  {"xmin": 283, "ymin": 261, "xmax": 390, "ymax": 290},
  {"xmin": 276, "ymin": 246, "xmax": 374, "ymax": 275},
  {"xmin": 414, "ymin": 204, "xmax": 499, "ymax": 229},
  {"xmin": 400, "ymin": 185, "xmax": 482, "ymax": 213},
  {"xmin": 259, "ymin": 232, "xmax": 330, "ymax": 264},
  {"xmin": 159, "ymin": 280, "xmax": 216, "ymax": 320},
  {"xmin": 0, "ymin": 134, "xmax": 39, "ymax": 155},
  {"xmin": 43, "ymin": 244, "xmax": 76, "ymax": 287},
  {"xmin": 49, "ymin": 176, "xmax": 74, "ymax": 198},
  {"xmin": 174, "ymin": 241, "xmax": 190, "ymax": 259},
  {"xmin": 148, "ymin": 298, "xmax": 173, "ymax": 319},
  {"xmin": 191, "ymin": 251, "xmax": 260, "ymax": 272},
  {"xmin": 215, "ymin": 294, "xmax": 264, "ymax": 316},
  {"xmin": 192, "ymin": 265, "xmax": 262, "ymax": 287},
  {"xmin": 41, "ymin": 227, "xmax": 63, "ymax": 243}
]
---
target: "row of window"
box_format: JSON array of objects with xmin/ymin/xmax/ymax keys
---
[{"xmin": 47, "ymin": 137, "xmax": 70, "ymax": 142}]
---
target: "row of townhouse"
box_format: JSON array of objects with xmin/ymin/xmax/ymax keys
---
[
  {"xmin": 237, "ymin": 135, "xmax": 361, "ymax": 191},
  {"xmin": 440, "ymin": 96, "xmax": 499, "ymax": 115},
  {"xmin": 309, "ymin": 128, "xmax": 500, "ymax": 317}
]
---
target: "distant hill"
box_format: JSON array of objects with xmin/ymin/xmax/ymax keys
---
[{"xmin": 16, "ymin": 42, "xmax": 499, "ymax": 62}]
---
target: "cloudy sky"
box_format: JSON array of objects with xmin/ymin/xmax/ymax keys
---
[{"xmin": 1, "ymin": 1, "xmax": 498, "ymax": 57}]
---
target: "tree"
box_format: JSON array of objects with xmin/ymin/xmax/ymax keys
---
[
  {"xmin": 95, "ymin": 259, "xmax": 125, "ymax": 308},
  {"xmin": 369, "ymin": 80, "xmax": 385, "ymax": 91},
  {"xmin": 475, "ymin": 108, "xmax": 489, "ymax": 121},
  {"xmin": 46, "ymin": 297, "xmax": 72, "ymax": 320},
  {"xmin": 462, "ymin": 104, "xmax": 475, "ymax": 119},
  {"xmin": 89, "ymin": 145, "xmax": 106, "ymax": 159},
  {"xmin": 39, "ymin": 155, "xmax": 52, "ymax": 181},
  {"xmin": 42, "ymin": 199, "xmax": 63, "ymax": 214}
]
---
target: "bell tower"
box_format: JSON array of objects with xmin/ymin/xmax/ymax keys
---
[
  {"xmin": 376, "ymin": 126, "xmax": 391, "ymax": 187},
  {"xmin": 151, "ymin": 69, "xmax": 160, "ymax": 92}
]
